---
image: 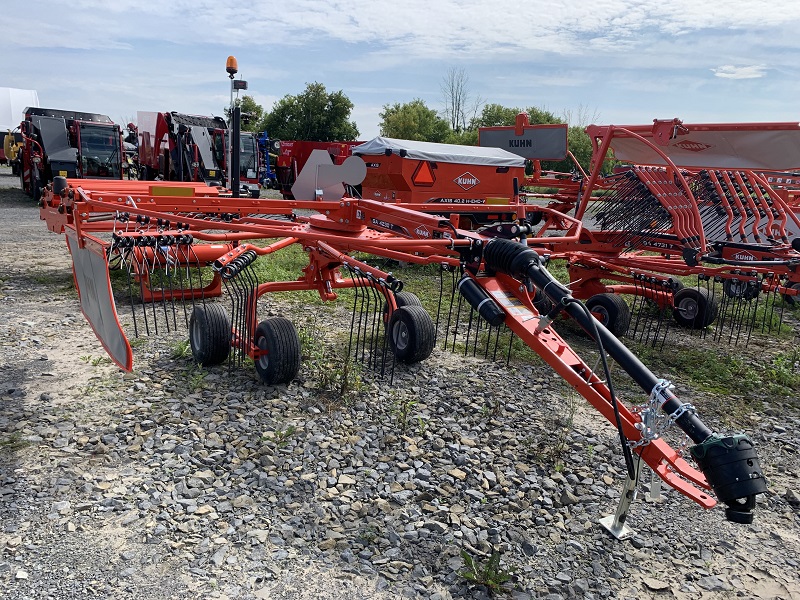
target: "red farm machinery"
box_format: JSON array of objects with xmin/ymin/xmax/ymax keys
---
[
  {"xmin": 136, "ymin": 110, "xmax": 262, "ymax": 198},
  {"xmin": 275, "ymin": 136, "xmax": 533, "ymax": 229},
  {"xmin": 275, "ymin": 140, "xmax": 363, "ymax": 198},
  {"xmin": 137, "ymin": 111, "xmax": 227, "ymax": 186},
  {"xmin": 351, "ymin": 137, "xmax": 529, "ymax": 229},
  {"xmin": 37, "ymin": 138, "xmax": 773, "ymax": 535},
  {"xmin": 18, "ymin": 107, "xmax": 125, "ymax": 201},
  {"xmin": 474, "ymin": 116, "xmax": 800, "ymax": 345}
]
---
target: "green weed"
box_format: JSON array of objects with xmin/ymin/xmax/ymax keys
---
[
  {"xmin": 186, "ymin": 366, "xmax": 208, "ymax": 392},
  {"xmin": 460, "ymin": 549, "xmax": 514, "ymax": 596},
  {"xmin": 389, "ymin": 392, "xmax": 418, "ymax": 435},
  {"xmin": 262, "ymin": 424, "xmax": 297, "ymax": 448},
  {"xmin": 171, "ymin": 339, "xmax": 192, "ymax": 360},
  {"xmin": 0, "ymin": 432, "xmax": 30, "ymax": 451}
]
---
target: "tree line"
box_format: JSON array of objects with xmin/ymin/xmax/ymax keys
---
[{"xmin": 229, "ymin": 68, "xmax": 598, "ymax": 173}]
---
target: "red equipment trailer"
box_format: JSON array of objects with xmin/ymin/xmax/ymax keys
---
[
  {"xmin": 352, "ymin": 137, "xmax": 526, "ymax": 228},
  {"xmin": 18, "ymin": 107, "xmax": 124, "ymax": 201}
]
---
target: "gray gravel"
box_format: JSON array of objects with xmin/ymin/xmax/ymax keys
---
[{"xmin": 1, "ymin": 167, "xmax": 799, "ymax": 599}]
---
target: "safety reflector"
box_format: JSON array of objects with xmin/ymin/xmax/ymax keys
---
[
  {"xmin": 149, "ymin": 185, "xmax": 195, "ymax": 197},
  {"xmin": 412, "ymin": 161, "xmax": 435, "ymax": 186}
]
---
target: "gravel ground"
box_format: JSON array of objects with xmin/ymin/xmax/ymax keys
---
[{"xmin": 1, "ymin": 167, "xmax": 799, "ymax": 599}]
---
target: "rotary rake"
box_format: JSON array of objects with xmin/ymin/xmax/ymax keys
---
[
  {"xmin": 515, "ymin": 119, "xmax": 800, "ymax": 347},
  {"xmin": 40, "ymin": 156, "xmax": 768, "ymax": 538}
]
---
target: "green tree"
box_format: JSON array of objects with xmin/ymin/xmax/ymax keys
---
[
  {"xmin": 379, "ymin": 99, "xmax": 451, "ymax": 142},
  {"xmin": 524, "ymin": 106, "xmax": 564, "ymax": 125},
  {"xmin": 224, "ymin": 95, "xmax": 265, "ymax": 132},
  {"xmin": 445, "ymin": 129, "xmax": 479, "ymax": 146},
  {"xmin": 472, "ymin": 103, "xmax": 521, "ymax": 128},
  {"xmin": 259, "ymin": 82, "xmax": 359, "ymax": 141}
]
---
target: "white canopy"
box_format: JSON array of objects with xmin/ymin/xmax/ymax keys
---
[
  {"xmin": 353, "ymin": 136, "xmax": 525, "ymax": 167},
  {"xmin": 0, "ymin": 87, "xmax": 39, "ymax": 130}
]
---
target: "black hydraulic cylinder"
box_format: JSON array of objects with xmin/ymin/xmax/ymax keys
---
[{"xmin": 458, "ymin": 274, "xmax": 506, "ymax": 327}]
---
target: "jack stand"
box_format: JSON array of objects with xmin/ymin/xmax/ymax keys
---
[
  {"xmin": 645, "ymin": 466, "xmax": 662, "ymax": 503},
  {"xmin": 599, "ymin": 454, "xmax": 642, "ymax": 540}
]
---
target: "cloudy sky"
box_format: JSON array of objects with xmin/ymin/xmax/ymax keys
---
[{"xmin": 4, "ymin": 0, "xmax": 800, "ymax": 138}]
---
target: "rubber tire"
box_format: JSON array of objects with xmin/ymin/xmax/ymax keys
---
[
  {"xmin": 387, "ymin": 305, "xmax": 435, "ymax": 364},
  {"xmin": 585, "ymin": 293, "xmax": 631, "ymax": 336},
  {"xmin": 672, "ymin": 287, "xmax": 719, "ymax": 329},
  {"xmin": 189, "ymin": 304, "xmax": 231, "ymax": 366},
  {"xmin": 668, "ymin": 279, "xmax": 684, "ymax": 294},
  {"xmin": 254, "ymin": 317, "xmax": 301, "ymax": 384},
  {"xmin": 32, "ymin": 170, "xmax": 42, "ymax": 203},
  {"xmin": 722, "ymin": 278, "xmax": 759, "ymax": 301},
  {"xmin": 782, "ymin": 282, "xmax": 800, "ymax": 307},
  {"xmin": 382, "ymin": 291, "xmax": 423, "ymax": 325}
]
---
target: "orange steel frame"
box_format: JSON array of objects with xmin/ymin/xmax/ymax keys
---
[{"xmin": 47, "ymin": 178, "xmax": 744, "ymax": 512}]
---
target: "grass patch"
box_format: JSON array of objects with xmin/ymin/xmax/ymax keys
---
[
  {"xmin": 632, "ymin": 341, "xmax": 800, "ymax": 401},
  {"xmin": 0, "ymin": 432, "xmax": 30, "ymax": 451}
]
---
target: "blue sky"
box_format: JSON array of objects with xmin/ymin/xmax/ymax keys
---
[{"xmin": 4, "ymin": 0, "xmax": 800, "ymax": 139}]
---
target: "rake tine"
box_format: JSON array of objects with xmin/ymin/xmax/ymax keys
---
[
  {"xmin": 505, "ymin": 330, "xmax": 515, "ymax": 367},
  {"xmin": 629, "ymin": 275, "xmax": 646, "ymax": 342},
  {"xmin": 173, "ymin": 242, "xmax": 192, "ymax": 326},
  {"xmin": 446, "ymin": 280, "xmax": 459, "ymax": 353},
  {"xmin": 344, "ymin": 267, "xmax": 356, "ymax": 358},
  {"xmin": 433, "ymin": 264, "xmax": 451, "ymax": 346},
  {"xmin": 367, "ymin": 280, "xmax": 383, "ymax": 372},
  {"xmin": 243, "ymin": 262, "xmax": 260, "ymax": 367},
  {"xmin": 152, "ymin": 242, "xmax": 175, "ymax": 333},
  {"xmin": 162, "ymin": 242, "xmax": 179, "ymax": 332},
  {"xmin": 116, "ymin": 247, "xmax": 141, "ymax": 338},
  {"xmin": 463, "ymin": 298, "xmax": 476, "ymax": 357},
  {"xmin": 354, "ymin": 270, "xmax": 369, "ymax": 365},
  {"xmin": 133, "ymin": 245, "xmax": 158, "ymax": 336},
  {"xmin": 366, "ymin": 276, "xmax": 382, "ymax": 371},
  {"xmin": 227, "ymin": 269, "xmax": 244, "ymax": 370}
]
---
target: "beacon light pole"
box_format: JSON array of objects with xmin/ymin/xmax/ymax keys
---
[{"xmin": 226, "ymin": 56, "xmax": 247, "ymax": 198}]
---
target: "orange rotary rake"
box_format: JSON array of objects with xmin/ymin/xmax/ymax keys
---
[
  {"xmin": 41, "ymin": 154, "xmax": 767, "ymax": 537},
  {"xmin": 508, "ymin": 119, "xmax": 800, "ymax": 347}
]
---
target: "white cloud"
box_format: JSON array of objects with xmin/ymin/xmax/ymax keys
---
[
  {"xmin": 712, "ymin": 65, "xmax": 768, "ymax": 79},
  {"xmin": 3, "ymin": 0, "xmax": 800, "ymax": 133}
]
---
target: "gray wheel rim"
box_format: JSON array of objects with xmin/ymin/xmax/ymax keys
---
[
  {"xmin": 257, "ymin": 336, "xmax": 270, "ymax": 371},
  {"xmin": 191, "ymin": 318, "xmax": 202, "ymax": 350},
  {"xmin": 593, "ymin": 306, "xmax": 611, "ymax": 325},
  {"xmin": 678, "ymin": 297, "xmax": 699, "ymax": 319},
  {"xmin": 392, "ymin": 320, "xmax": 410, "ymax": 351}
]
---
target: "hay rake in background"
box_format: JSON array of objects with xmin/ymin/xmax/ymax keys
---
[
  {"xmin": 41, "ymin": 160, "xmax": 768, "ymax": 537},
  {"xmin": 505, "ymin": 119, "xmax": 800, "ymax": 345}
]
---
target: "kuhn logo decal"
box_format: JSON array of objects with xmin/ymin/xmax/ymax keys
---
[
  {"xmin": 674, "ymin": 140, "xmax": 713, "ymax": 152},
  {"xmin": 454, "ymin": 172, "xmax": 480, "ymax": 190},
  {"xmin": 733, "ymin": 251, "xmax": 756, "ymax": 261},
  {"xmin": 414, "ymin": 225, "xmax": 431, "ymax": 238}
]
